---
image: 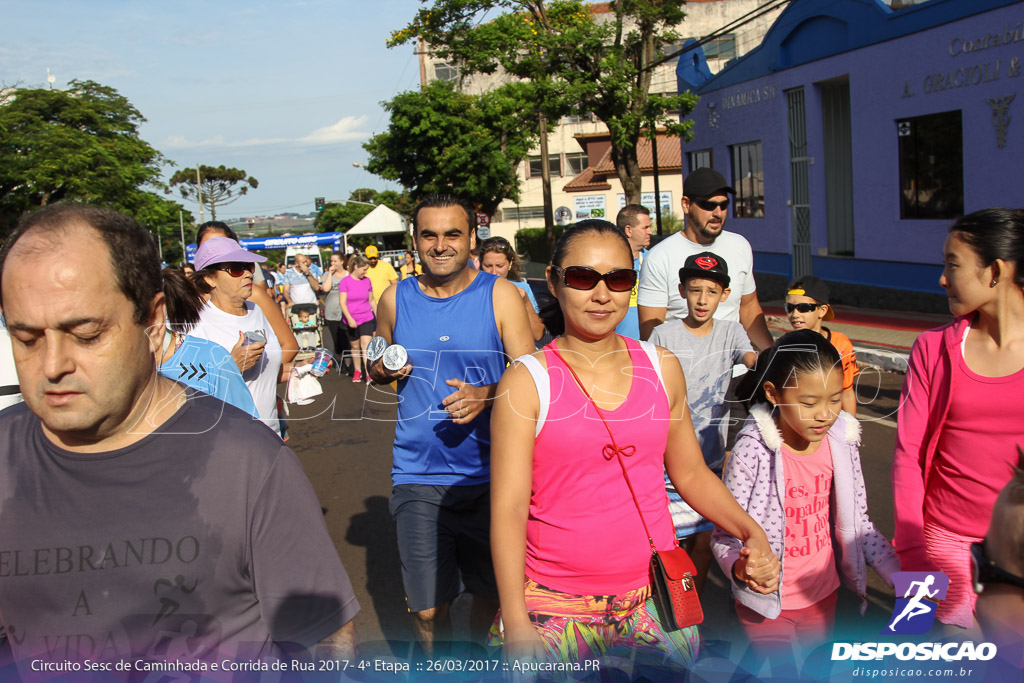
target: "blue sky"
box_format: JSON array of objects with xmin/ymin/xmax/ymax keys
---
[{"xmin": 0, "ymin": 0, "xmax": 426, "ymax": 220}]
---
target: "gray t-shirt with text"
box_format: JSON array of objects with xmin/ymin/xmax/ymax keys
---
[
  {"xmin": 0, "ymin": 393, "xmax": 359, "ymax": 670},
  {"xmin": 650, "ymin": 318, "xmax": 753, "ymax": 474}
]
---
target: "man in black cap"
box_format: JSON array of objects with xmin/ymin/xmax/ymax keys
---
[{"xmin": 637, "ymin": 167, "xmax": 773, "ymax": 350}]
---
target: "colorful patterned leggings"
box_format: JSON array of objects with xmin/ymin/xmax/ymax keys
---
[{"xmin": 489, "ymin": 578, "xmax": 700, "ymax": 671}]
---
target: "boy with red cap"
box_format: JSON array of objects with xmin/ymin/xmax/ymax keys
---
[{"xmin": 650, "ymin": 251, "xmax": 757, "ymax": 593}]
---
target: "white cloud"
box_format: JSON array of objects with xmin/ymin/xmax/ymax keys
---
[
  {"xmin": 162, "ymin": 135, "xmax": 227, "ymax": 149},
  {"xmin": 297, "ymin": 116, "xmax": 369, "ymax": 144},
  {"xmin": 160, "ymin": 115, "xmax": 369, "ymax": 150}
]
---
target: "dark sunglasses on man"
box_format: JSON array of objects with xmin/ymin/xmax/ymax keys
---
[
  {"xmin": 691, "ymin": 198, "xmax": 730, "ymax": 212},
  {"xmin": 554, "ymin": 266, "xmax": 637, "ymax": 292},
  {"xmin": 971, "ymin": 541, "xmax": 1024, "ymax": 594}
]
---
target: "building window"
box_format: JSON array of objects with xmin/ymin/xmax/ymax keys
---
[
  {"xmin": 897, "ymin": 110, "xmax": 963, "ymax": 219},
  {"xmin": 565, "ymin": 152, "xmax": 588, "ymax": 176},
  {"xmin": 502, "ymin": 206, "xmax": 547, "ymax": 221},
  {"xmin": 672, "ymin": 34, "xmax": 737, "ymax": 62},
  {"xmin": 730, "ymin": 141, "xmax": 764, "ymax": 218},
  {"xmin": 563, "ymin": 112, "xmax": 594, "ymax": 124},
  {"xmin": 688, "ymin": 149, "xmax": 713, "ymax": 173},
  {"xmin": 434, "ymin": 62, "xmax": 459, "ymax": 82},
  {"xmin": 703, "ymin": 34, "xmax": 737, "ymax": 61},
  {"xmin": 528, "ymin": 155, "xmax": 562, "ymax": 178}
]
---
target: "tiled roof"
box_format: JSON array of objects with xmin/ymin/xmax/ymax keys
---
[
  {"xmin": 593, "ymin": 134, "xmax": 682, "ymax": 174},
  {"xmin": 562, "ymin": 164, "xmax": 612, "ymax": 192}
]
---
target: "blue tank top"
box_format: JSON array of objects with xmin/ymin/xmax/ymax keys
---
[{"xmin": 392, "ymin": 272, "xmax": 506, "ymax": 485}]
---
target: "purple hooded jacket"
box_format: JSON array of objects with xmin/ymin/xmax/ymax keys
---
[{"xmin": 712, "ymin": 404, "xmax": 900, "ymax": 618}]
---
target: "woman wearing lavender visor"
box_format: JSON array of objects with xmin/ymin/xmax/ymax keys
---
[{"xmin": 188, "ymin": 237, "xmax": 285, "ymax": 437}]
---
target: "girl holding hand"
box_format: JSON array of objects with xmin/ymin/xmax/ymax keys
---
[{"xmin": 713, "ymin": 330, "xmax": 900, "ymax": 655}]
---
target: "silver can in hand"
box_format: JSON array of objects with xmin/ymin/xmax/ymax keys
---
[
  {"xmin": 382, "ymin": 344, "xmax": 408, "ymax": 372},
  {"xmin": 365, "ymin": 336, "xmax": 388, "ymax": 363}
]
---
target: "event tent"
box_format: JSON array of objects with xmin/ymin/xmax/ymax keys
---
[{"xmin": 344, "ymin": 204, "xmax": 408, "ymax": 237}]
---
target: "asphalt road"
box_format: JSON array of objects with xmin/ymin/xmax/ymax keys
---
[{"xmin": 283, "ymin": 350, "xmax": 908, "ymax": 659}]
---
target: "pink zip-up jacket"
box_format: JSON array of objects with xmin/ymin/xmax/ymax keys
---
[
  {"xmin": 891, "ymin": 317, "xmax": 968, "ymax": 571},
  {"xmin": 712, "ymin": 404, "xmax": 900, "ymax": 619}
]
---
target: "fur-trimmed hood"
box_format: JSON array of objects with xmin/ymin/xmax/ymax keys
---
[
  {"xmin": 713, "ymin": 402, "xmax": 898, "ymax": 619},
  {"xmin": 746, "ymin": 402, "xmax": 861, "ymax": 453}
]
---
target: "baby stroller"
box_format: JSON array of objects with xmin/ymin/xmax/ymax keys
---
[{"xmin": 288, "ymin": 303, "xmax": 324, "ymax": 352}]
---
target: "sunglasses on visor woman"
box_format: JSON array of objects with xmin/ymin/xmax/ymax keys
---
[
  {"xmin": 554, "ymin": 266, "xmax": 637, "ymax": 292},
  {"xmin": 218, "ymin": 263, "xmax": 256, "ymax": 277}
]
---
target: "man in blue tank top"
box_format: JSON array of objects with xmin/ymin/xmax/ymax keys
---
[{"xmin": 370, "ymin": 195, "xmax": 533, "ymax": 655}]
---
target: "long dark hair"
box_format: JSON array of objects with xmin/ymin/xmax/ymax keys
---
[
  {"xmin": 735, "ymin": 330, "xmax": 843, "ymax": 410},
  {"xmin": 541, "ymin": 219, "xmax": 631, "ymax": 336},
  {"xmin": 162, "ymin": 266, "xmax": 204, "ymax": 332},
  {"xmin": 950, "ymin": 208, "xmax": 1024, "ymax": 289}
]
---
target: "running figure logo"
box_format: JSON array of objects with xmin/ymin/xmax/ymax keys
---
[{"xmin": 885, "ymin": 571, "xmax": 949, "ymax": 634}]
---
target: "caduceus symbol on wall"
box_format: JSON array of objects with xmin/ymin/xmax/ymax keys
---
[{"xmin": 987, "ymin": 94, "xmax": 1015, "ymax": 148}]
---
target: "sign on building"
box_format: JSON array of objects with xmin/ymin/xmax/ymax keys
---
[
  {"xmin": 573, "ymin": 195, "xmax": 607, "ymax": 219},
  {"xmin": 616, "ymin": 192, "xmax": 674, "ymax": 216}
]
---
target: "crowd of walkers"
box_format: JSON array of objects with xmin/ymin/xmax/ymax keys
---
[{"xmin": 0, "ymin": 182, "xmax": 1021, "ymax": 679}]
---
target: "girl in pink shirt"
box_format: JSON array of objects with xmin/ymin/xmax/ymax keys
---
[
  {"xmin": 489, "ymin": 220, "xmax": 778, "ymax": 672},
  {"xmin": 714, "ymin": 330, "xmax": 899, "ymax": 657},
  {"xmin": 893, "ymin": 208, "xmax": 1024, "ymax": 628}
]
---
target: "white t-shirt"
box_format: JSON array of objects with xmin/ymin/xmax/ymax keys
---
[
  {"xmin": 283, "ymin": 267, "xmax": 318, "ymax": 304},
  {"xmin": 188, "ymin": 301, "xmax": 283, "ymax": 435},
  {"xmin": 0, "ymin": 314, "xmax": 22, "ymax": 411},
  {"xmin": 637, "ymin": 230, "xmax": 756, "ymax": 323}
]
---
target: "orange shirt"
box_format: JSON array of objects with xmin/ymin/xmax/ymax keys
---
[{"xmin": 824, "ymin": 327, "xmax": 859, "ymax": 391}]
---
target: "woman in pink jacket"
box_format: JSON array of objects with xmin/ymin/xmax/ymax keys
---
[{"xmin": 893, "ymin": 208, "xmax": 1024, "ymax": 628}]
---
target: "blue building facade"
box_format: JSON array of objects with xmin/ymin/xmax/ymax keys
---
[{"xmin": 678, "ymin": 0, "xmax": 1023, "ymax": 310}]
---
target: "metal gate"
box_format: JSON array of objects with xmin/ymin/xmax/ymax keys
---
[{"xmin": 787, "ymin": 87, "xmax": 812, "ymax": 279}]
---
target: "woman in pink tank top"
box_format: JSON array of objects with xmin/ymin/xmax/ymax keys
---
[{"xmin": 489, "ymin": 220, "xmax": 779, "ymax": 672}]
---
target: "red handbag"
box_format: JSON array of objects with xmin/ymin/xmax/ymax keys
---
[
  {"xmin": 650, "ymin": 545, "xmax": 704, "ymax": 631},
  {"xmin": 550, "ymin": 346, "xmax": 704, "ymax": 632}
]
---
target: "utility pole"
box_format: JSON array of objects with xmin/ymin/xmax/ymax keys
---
[
  {"xmin": 195, "ymin": 165, "xmax": 205, "ymax": 224},
  {"xmin": 179, "ymin": 211, "xmax": 186, "ymax": 263},
  {"xmin": 539, "ymin": 113, "xmax": 555, "ymax": 253},
  {"xmin": 649, "ymin": 118, "xmax": 663, "ymax": 235}
]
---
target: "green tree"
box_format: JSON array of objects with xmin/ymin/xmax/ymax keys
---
[
  {"xmin": 363, "ymin": 80, "xmax": 541, "ymax": 215},
  {"xmin": 168, "ymin": 164, "xmax": 258, "ymax": 221},
  {"xmin": 135, "ymin": 192, "xmax": 196, "ymax": 265},
  {"xmin": 314, "ymin": 200, "xmax": 374, "ymax": 234},
  {"xmin": 0, "ymin": 79, "xmax": 169, "ymax": 238},
  {"xmin": 372, "ymin": 189, "xmax": 416, "ymax": 219},
  {"xmin": 388, "ymin": 0, "xmax": 698, "ymax": 203}
]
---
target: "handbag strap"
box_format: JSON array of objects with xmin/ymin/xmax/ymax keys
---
[{"xmin": 549, "ymin": 342, "xmax": 658, "ymax": 553}]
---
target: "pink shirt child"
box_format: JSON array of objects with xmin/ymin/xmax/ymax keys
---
[{"xmin": 781, "ymin": 439, "xmax": 840, "ymax": 609}]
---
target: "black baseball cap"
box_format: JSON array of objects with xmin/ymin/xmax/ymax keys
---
[
  {"xmin": 679, "ymin": 251, "xmax": 730, "ymax": 288},
  {"xmin": 787, "ymin": 275, "xmax": 834, "ymax": 321},
  {"xmin": 683, "ymin": 167, "xmax": 735, "ymax": 198}
]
